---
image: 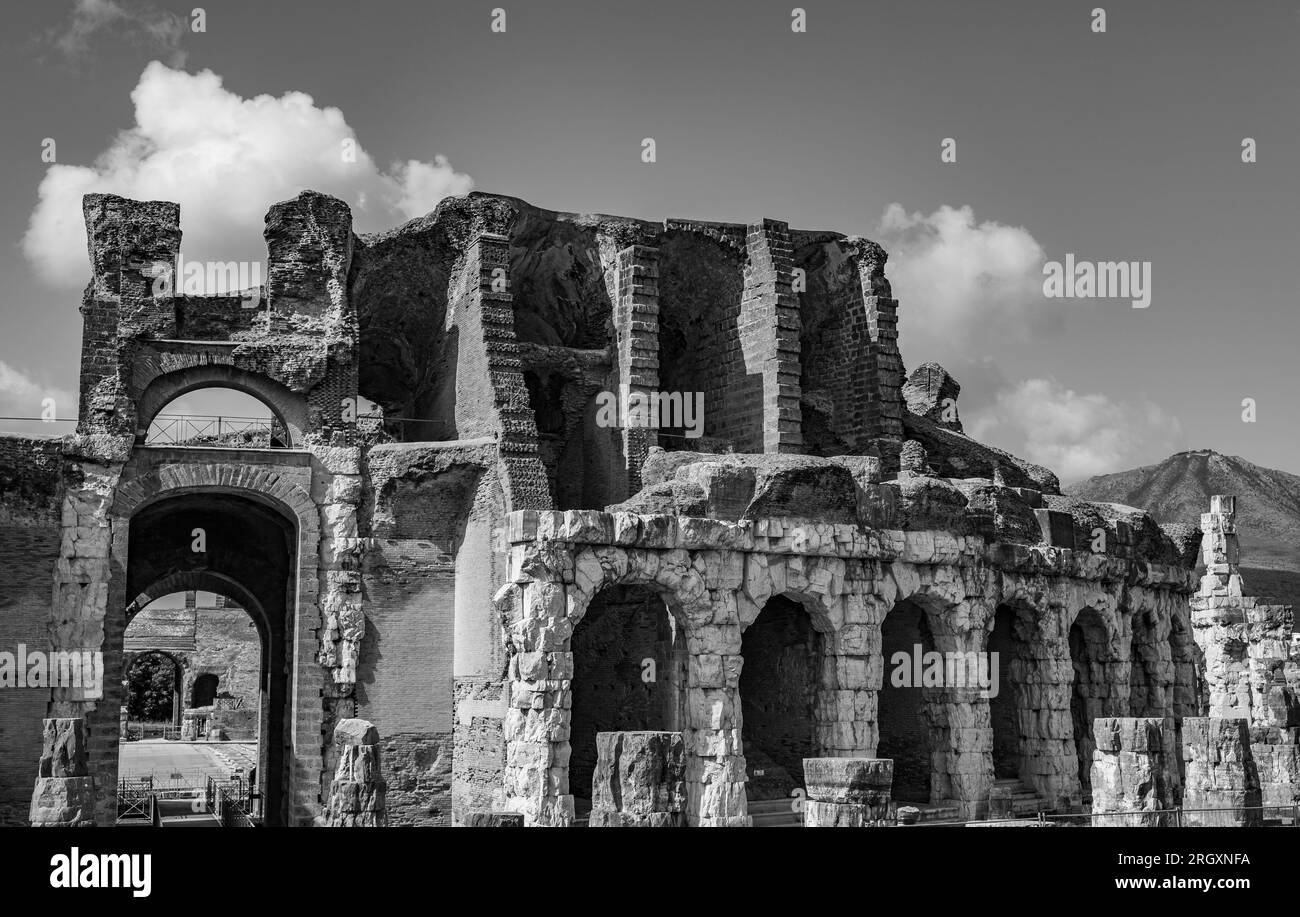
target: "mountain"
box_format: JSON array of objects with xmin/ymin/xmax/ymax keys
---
[{"xmin": 1067, "ymin": 450, "xmax": 1300, "ymax": 609}]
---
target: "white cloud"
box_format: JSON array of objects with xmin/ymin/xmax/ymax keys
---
[
  {"xmin": 875, "ymin": 203, "xmax": 1054, "ymax": 366},
  {"xmin": 967, "ymin": 378, "xmax": 1183, "ymax": 483},
  {"xmin": 0, "ymin": 361, "xmax": 76, "ymax": 436},
  {"xmin": 23, "ymin": 62, "xmax": 473, "ymax": 288},
  {"xmin": 50, "ymin": 0, "xmax": 188, "ymax": 67}
]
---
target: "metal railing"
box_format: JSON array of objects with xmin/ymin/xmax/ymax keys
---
[
  {"xmin": 146, "ymin": 413, "xmax": 289, "ymax": 448},
  {"xmin": 116, "ymin": 777, "xmax": 154, "ymax": 821},
  {"xmin": 213, "ymin": 786, "xmax": 255, "ymax": 827},
  {"xmin": 1037, "ymin": 804, "xmax": 1300, "ymax": 827}
]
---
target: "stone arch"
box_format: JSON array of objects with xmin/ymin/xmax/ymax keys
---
[
  {"xmin": 1067, "ymin": 603, "xmax": 1126, "ymax": 801},
  {"xmin": 567, "ymin": 579, "xmax": 688, "ymax": 812},
  {"xmin": 134, "ymin": 363, "xmax": 308, "ymax": 447},
  {"xmin": 96, "ymin": 470, "xmax": 316, "ymax": 826},
  {"xmin": 501, "ymin": 542, "xmax": 750, "ymax": 826},
  {"xmin": 985, "ymin": 600, "xmax": 1038, "ymax": 783},
  {"xmin": 191, "ymin": 672, "xmax": 220, "ymax": 707},
  {"xmin": 876, "ymin": 586, "xmax": 958, "ymax": 807}
]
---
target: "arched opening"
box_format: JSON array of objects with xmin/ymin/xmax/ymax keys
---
[
  {"xmin": 145, "ymin": 387, "xmax": 289, "ymax": 448},
  {"xmin": 1128, "ymin": 609, "xmax": 1163, "ymax": 717},
  {"xmin": 123, "ymin": 652, "xmax": 181, "ymax": 731},
  {"xmin": 1068, "ymin": 607, "xmax": 1112, "ymax": 801},
  {"xmin": 118, "ymin": 588, "xmax": 265, "ymax": 823},
  {"xmin": 568, "ymin": 584, "xmax": 685, "ymax": 823},
  {"xmin": 988, "ymin": 604, "xmax": 1029, "ymax": 780},
  {"xmin": 115, "ymin": 490, "xmax": 297, "ymax": 825},
  {"xmin": 191, "ymin": 672, "xmax": 219, "ymax": 708},
  {"xmin": 877, "ymin": 598, "xmax": 941, "ymax": 805},
  {"xmin": 739, "ymin": 595, "xmax": 822, "ymax": 803}
]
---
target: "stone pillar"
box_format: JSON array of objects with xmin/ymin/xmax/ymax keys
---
[
  {"xmin": 1180, "ymin": 717, "xmax": 1261, "ymax": 826},
  {"xmin": 1089, "ymin": 717, "xmax": 1176, "ymax": 825},
  {"xmin": 802, "ymin": 758, "xmax": 892, "ymax": 826},
  {"xmin": 742, "ymin": 220, "xmax": 802, "ymax": 454},
  {"xmin": 849, "ymin": 239, "xmax": 904, "ymax": 471},
  {"xmin": 589, "ymin": 732, "xmax": 687, "ymax": 827},
  {"xmin": 1249, "ymin": 727, "xmax": 1300, "ymax": 809},
  {"xmin": 612, "ymin": 244, "xmax": 661, "ymax": 490},
  {"xmin": 180, "ymin": 709, "xmax": 199, "ymax": 741},
  {"xmin": 320, "ymin": 718, "xmax": 386, "ymax": 827},
  {"xmin": 30, "ymin": 719, "xmax": 96, "ymax": 827}
]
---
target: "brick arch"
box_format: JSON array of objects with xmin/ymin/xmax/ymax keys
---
[
  {"xmin": 111, "ymin": 464, "xmax": 317, "ymax": 534},
  {"xmin": 127, "ymin": 569, "xmax": 270, "ymax": 647},
  {"xmin": 134, "ymin": 363, "xmax": 308, "ymax": 446}
]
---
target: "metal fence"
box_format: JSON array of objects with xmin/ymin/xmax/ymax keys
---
[
  {"xmin": 147, "ymin": 413, "xmax": 289, "ymax": 448},
  {"xmin": 1036, "ymin": 805, "xmax": 1300, "ymax": 828}
]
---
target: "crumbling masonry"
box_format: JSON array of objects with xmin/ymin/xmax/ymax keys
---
[{"xmin": 1, "ymin": 190, "xmax": 1296, "ymax": 826}]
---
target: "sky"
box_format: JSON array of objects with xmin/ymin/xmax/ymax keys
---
[{"xmin": 0, "ymin": 0, "xmax": 1296, "ymax": 483}]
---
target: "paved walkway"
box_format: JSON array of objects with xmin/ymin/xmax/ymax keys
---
[{"xmin": 120, "ymin": 740, "xmax": 257, "ymax": 783}]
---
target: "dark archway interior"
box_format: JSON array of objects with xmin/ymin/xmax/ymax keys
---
[
  {"xmin": 987, "ymin": 605, "xmax": 1024, "ymax": 780},
  {"xmin": 739, "ymin": 595, "xmax": 819, "ymax": 799},
  {"xmin": 1069, "ymin": 607, "xmax": 1110, "ymax": 800},
  {"xmin": 127, "ymin": 492, "xmax": 295, "ymax": 824},
  {"xmin": 568, "ymin": 585, "xmax": 684, "ymax": 814},
  {"xmin": 191, "ymin": 672, "xmax": 219, "ymax": 708},
  {"xmin": 877, "ymin": 599, "xmax": 938, "ymax": 803}
]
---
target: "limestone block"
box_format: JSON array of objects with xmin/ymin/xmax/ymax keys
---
[{"xmin": 590, "ymin": 731, "xmax": 687, "ymax": 826}]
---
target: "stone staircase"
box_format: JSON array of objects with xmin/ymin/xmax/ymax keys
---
[{"xmin": 985, "ymin": 777, "xmax": 1055, "ymax": 818}]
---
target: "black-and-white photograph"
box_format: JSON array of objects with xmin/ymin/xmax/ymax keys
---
[{"xmin": 0, "ymin": 0, "xmax": 1295, "ymax": 899}]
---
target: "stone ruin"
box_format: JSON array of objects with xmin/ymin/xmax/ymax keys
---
[{"xmin": 0, "ymin": 189, "xmax": 1294, "ymax": 827}]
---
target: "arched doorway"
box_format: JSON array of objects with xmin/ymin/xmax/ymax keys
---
[
  {"xmin": 738, "ymin": 595, "xmax": 821, "ymax": 801},
  {"xmin": 116, "ymin": 490, "xmax": 297, "ymax": 824},
  {"xmin": 1068, "ymin": 606, "xmax": 1113, "ymax": 801},
  {"xmin": 987, "ymin": 604, "xmax": 1029, "ymax": 780},
  {"xmin": 123, "ymin": 651, "xmax": 182, "ymax": 728},
  {"xmin": 568, "ymin": 584, "xmax": 685, "ymax": 822},
  {"xmin": 877, "ymin": 598, "xmax": 941, "ymax": 805},
  {"xmin": 191, "ymin": 673, "xmax": 219, "ymax": 708}
]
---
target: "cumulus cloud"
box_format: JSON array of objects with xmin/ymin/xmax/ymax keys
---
[
  {"xmin": 0, "ymin": 361, "xmax": 77, "ymax": 436},
  {"xmin": 49, "ymin": 0, "xmax": 188, "ymax": 67},
  {"xmin": 967, "ymin": 378, "xmax": 1183, "ymax": 483},
  {"xmin": 875, "ymin": 203, "xmax": 1053, "ymax": 367},
  {"xmin": 23, "ymin": 62, "xmax": 473, "ymax": 288}
]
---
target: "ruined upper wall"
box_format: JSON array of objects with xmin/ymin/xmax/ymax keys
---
[
  {"xmin": 77, "ymin": 191, "xmax": 359, "ymax": 445},
  {"xmin": 351, "ymin": 192, "xmax": 909, "ymax": 488}
]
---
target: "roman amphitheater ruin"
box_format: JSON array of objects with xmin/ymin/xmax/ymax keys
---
[{"xmin": 1, "ymin": 190, "xmax": 1296, "ymax": 827}]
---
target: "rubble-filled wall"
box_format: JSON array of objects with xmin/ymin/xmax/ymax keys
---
[{"xmin": 359, "ymin": 441, "xmax": 505, "ymax": 825}]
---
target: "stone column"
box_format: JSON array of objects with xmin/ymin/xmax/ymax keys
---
[
  {"xmin": 589, "ymin": 731, "xmax": 687, "ymax": 827},
  {"xmin": 30, "ymin": 719, "xmax": 96, "ymax": 827},
  {"xmin": 1180, "ymin": 717, "xmax": 1261, "ymax": 826},
  {"xmin": 320, "ymin": 718, "xmax": 386, "ymax": 827},
  {"xmin": 802, "ymin": 758, "xmax": 892, "ymax": 826},
  {"xmin": 1089, "ymin": 717, "xmax": 1177, "ymax": 825}
]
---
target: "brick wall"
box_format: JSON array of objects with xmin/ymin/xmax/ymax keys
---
[{"xmin": 0, "ymin": 437, "xmax": 64, "ymax": 824}]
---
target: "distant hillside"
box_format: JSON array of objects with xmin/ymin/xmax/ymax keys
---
[{"xmin": 1068, "ymin": 450, "xmax": 1300, "ymax": 609}]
